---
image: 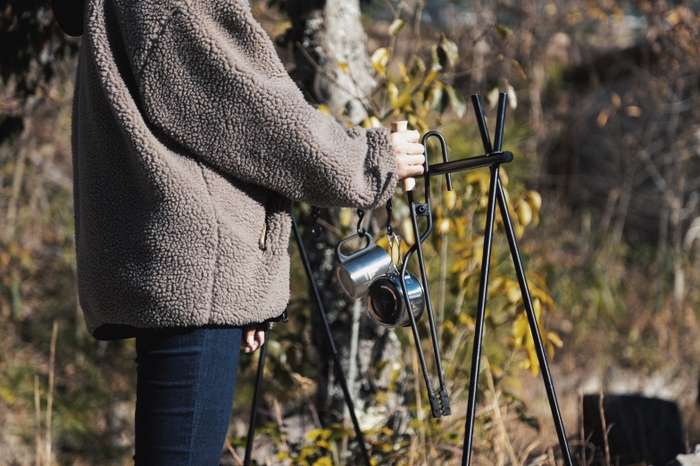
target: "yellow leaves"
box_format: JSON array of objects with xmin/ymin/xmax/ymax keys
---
[
  {"xmin": 597, "ymin": 108, "xmax": 609, "ymax": 127},
  {"xmin": 666, "ymin": 9, "xmax": 681, "ymax": 27},
  {"xmin": 427, "ymin": 82, "xmax": 444, "ymax": 112},
  {"xmin": 488, "ymin": 83, "xmax": 517, "ymax": 110},
  {"xmin": 505, "ymin": 281, "xmax": 522, "ymax": 304},
  {"xmin": 437, "ymin": 218, "xmax": 451, "ymax": 234},
  {"xmin": 438, "ymin": 36, "xmax": 459, "ymax": 69},
  {"xmin": 401, "ymin": 218, "xmax": 415, "ymax": 244},
  {"xmin": 487, "ymin": 87, "xmax": 500, "ymax": 109},
  {"xmin": 509, "ymin": 281, "xmax": 561, "ymax": 376},
  {"xmin": 493, "ymin": 23, "xmax": 513, "ymax": 39},
  {"xmin": 387, "ymin": 82, "xmax": 399, "ymax": 106},
  {"xmin": 306, "ymin": 428, "xmax": 332, "ymax": 451},
  {"xmin": 373, "ymin": 33, "xmax": 465, "ymax": 124},
  {"xmin": 548, "ymin": 331, "xmax": 563, "ymax": 349},
  {"xmin": 387, "ymin": 82, "xmax": 412, "ymax": 111},
  {"xmin": 361, "ymin": 116, "xmax": 382, "ymax": 128},
  {"xmin": 396, "ymin": 62, "xmax": 410, "ymax": 85},
  {"xmin": 338, "ymin": 208, "xmax": 354, "ymax": 228},
  {"xmin": 371, "ymin": 47, "xmax": 390, "ymax": 77},
  {"xmin": 610, "ymin": 92, "xmax": 621, "ymax": 109},
  {"xmin": 458, "ymin": 313, "xmax": 475, "ymax": 327},
  {"xmin": 0, "ymin": 386, "xmax": 15, "ymax": 404},
  {"xmin": 388, "ymin": 19, "xmax": 406, "ymax": 37},
  {"xmin": 313, "ymin": 457, "xmax": 333, "ymax": 466},
  {"xmin": 512, "ymin": 300, "xmax": 542, "ymax": 376},
  {"xmin": 444, "ymin": 190, "xmax": 458, "ymax": 210},
  {"xmin": 337, "ymin": 62, "xmax": 349, "ymax": 74},
  {"xmin": 517, "ymin": 201, "xmax": 533, "ymax": 228},
  {"xmin": 598, "ymin": 92, "xmax": 643, "ymax": 124},
  {"xmin": 625, "ymin": 106, "xmax": 642, "ymax": 117},
  {"xmin": 526, "ymin": 191, "xmax": 542, "ymax": 211},
  {"xmin": 509, "ymin": 59, "xmax": 527, "ymax": 81},
  {"xmin": 445, "ymin": 85, "xmax": 467, "ymax": 118},
  {"xmin": 466, "ymin": 171, "xmax": 491, "ymax": 196},
  {"xmin": 506, "ymin": 84, "xmax": 518, "ymax": 110}
]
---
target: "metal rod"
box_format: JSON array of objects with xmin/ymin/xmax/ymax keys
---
[
  {"xmin": 401, "ymin": 148, "xmax": 452, "ymax": 417},
  {"xmin": 422, "ymin": 131, "xmax": 453, "ymax": 190},
  {"xmin": 495, "ymin": 180, "xmax": 573, "ymax": 465},
  {"xmin": 493, "ymin": 95, "xmax": 507, "ymax": 153},
  {"xmin": 244, "ymin": 323, "xmax": 271, "ymax": 466},
  {"xmin": 291, "ymin": 212, "xmax": 372, "ymax": 466},
  {"xmin": 472, "ymin": 95, "xmax": 494, "ymax": 154},
  {"xmin": 410, "ymin": 198, "xmax": 451, "ymax": 417},
  {"xmin": 401, "ymin": 191, "xmax": 440, "ymax": 415},
  {"xmin": 461, "ymin": 163, "xmax": 501, "ymax": 465},
  {"xmin": 427, "ymin": 151, "xmax": 512, "ymax": 176}
]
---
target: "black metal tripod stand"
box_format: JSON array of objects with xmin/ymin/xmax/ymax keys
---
[{"xmin": 397, "ymin": 93, "xmax": 572, "ymax": 464}]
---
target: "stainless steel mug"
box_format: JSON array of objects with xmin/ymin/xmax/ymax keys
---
[
  {"xmin": 336, "ymin": 233, "xmax": 393, "ymax": 299},
  {"xmin": 366, "ymin": 271, "xmax": 425, "ymax": 328}
]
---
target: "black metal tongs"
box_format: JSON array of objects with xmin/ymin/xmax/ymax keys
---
[{"xmin": 393, "ymin": 122, "xmax": 453, "ymax": 418}]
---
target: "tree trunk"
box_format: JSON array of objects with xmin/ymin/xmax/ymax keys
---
[
  {"xmin": 287, "ymin": 0, "xmax": 407, "ymax": 437},
  {"xmin": 288, "ymin": 0, "xmax": 374, "ymax": 124}
]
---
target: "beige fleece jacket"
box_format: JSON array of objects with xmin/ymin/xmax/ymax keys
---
[{"xmin": 72, "ymin": 0, "xmax": 398, "ymax": 339}]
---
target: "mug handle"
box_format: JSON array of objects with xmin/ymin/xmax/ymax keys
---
[{"xmin": 335, "ymin": 233, "xmax": 375, "ymax": 264}]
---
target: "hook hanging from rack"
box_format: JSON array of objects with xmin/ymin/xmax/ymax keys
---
[{"xmin": 356, "ymin": 208, "xmax": 366, "ymax": 237}]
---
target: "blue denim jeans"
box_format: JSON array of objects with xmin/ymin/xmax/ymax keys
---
[{"xmin": 134, "ymin": 326, "xmax": 243, "ymax": 465}]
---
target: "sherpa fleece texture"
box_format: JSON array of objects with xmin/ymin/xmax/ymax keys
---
[{"xmin": 72, "ymin": 0, "xmax": 399, "ymax": 339}]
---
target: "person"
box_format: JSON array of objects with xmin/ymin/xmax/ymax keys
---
[{"xmin": 67, "ymin": 0, "xmax": 425, "ymax": 464}]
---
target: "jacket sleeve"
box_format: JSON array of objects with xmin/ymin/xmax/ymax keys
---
[{"xmin": 134, "ymin": 1, "xmax": 398, "ymax": 210}]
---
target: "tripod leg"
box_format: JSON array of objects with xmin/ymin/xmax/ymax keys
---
[
  {"xmin": 461, "ymin": 164, "xmax": 501, "ymax": 466},
  {"xmin": 472, "ymin": 94, "xmax": 573, "ymax": 466},
  {"xmin": 494, "ymin": 183, "xmax": 574, "ymax": 466},
  {"xmin": 291, "ymin": 211, "xmax": 372, "ymax": 466},
  {"xmin": 471, "ymin": 92, "xmax": 573, "ymax": 465},
  {"xmin": 493, "ymin": 94, "xmax": 573, "ymax": 465},
  {"xmin": 244, "ymin": 323, "xmax": 271, "ymax": 466}
]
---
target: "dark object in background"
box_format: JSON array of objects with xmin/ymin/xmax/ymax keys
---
[
  {"xmin": 583, "ymin": 394, "xmax": 685, "ymax": 465},
  {"xmin": 51, "ymin": 0, "xmax": 84, "ymax": 37}
]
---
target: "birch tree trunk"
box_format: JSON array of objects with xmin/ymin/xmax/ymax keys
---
[
  {"xmin": 288, "ymin": 0, "xmax": 374, "ymax": 124},
  {"xmin": 287, "ymin": 0, "xmax": 407, "ymax": 434}
]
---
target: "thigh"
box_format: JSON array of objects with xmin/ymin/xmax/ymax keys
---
[{"xmin": 134, "ymin": 326, "xmax": 242, "ymax": 466}]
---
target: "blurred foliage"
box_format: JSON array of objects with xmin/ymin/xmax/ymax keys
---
[
  {"xmin": 1, "ymin": 0, "xmax": 79, "ymax": 145},
  {"xmin": 3, "ymin": 0, "xmax": 700, "ymax": 464}
]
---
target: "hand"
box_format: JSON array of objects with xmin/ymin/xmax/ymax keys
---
[
  {"xmin": 390, "ymin": 130, "xmax": 425, "ymax": 180},
  {"xmin": 241, "ymin": 325, "xmax": 267, "ymax": 353}
]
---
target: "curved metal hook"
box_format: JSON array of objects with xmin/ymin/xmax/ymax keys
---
[{"xmin": 422, "ymin": 131, "xmax": 453, "ymax": 192}]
